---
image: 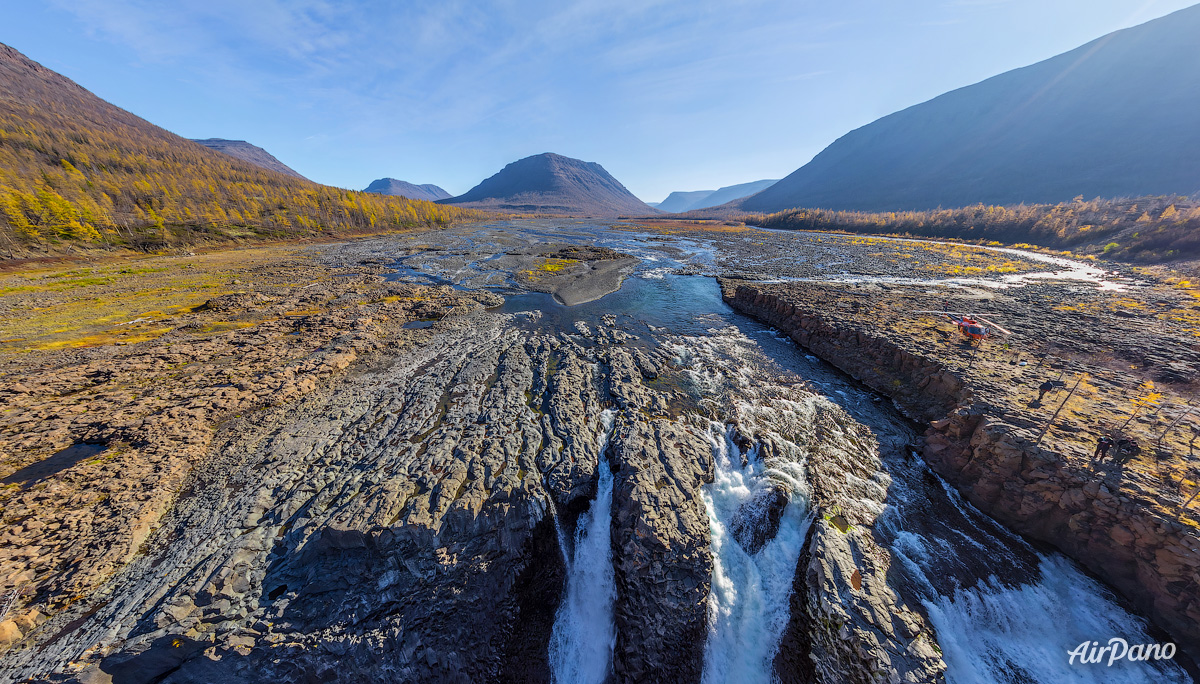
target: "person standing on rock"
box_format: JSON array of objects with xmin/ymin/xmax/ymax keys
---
[
  {"xmin": 1094, "ymin": 436, "xmax": 1113, "ymax": 459},
  {"xmin": 1038, "ymin": 380, "xmax": 1055, "ymax": 402}
]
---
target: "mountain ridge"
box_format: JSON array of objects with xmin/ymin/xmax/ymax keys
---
[
  {"xmin": 656, "ymin": 190, "xmax": 715, "ymax": 213},
  {"xmin": 738, "ymin": 5, "xmax": 1200, "ymax": 213},
  {"xmin": 363, "ymin": 178, "xmax": 451, "ymax": 201},
  {"xmin": 656, "ymin": 180, "xmax": 779, "ymax": 213},
  {"xmin": 191, "ymin": 138, "xmax": 308, "ymax": 181},
  {"xmin": 438, "ymin": 152, "xmax": 656, "ymax": 216},
  {"xmin": 0, "ymin": 42, "xmax": 474, "ymax": 255}
]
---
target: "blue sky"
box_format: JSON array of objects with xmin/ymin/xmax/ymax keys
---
[{"xmin": 5, "ymin": 1, "xmax": 1196, "ymax": 201}]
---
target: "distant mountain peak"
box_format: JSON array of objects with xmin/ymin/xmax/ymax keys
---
[
  {"xmin": 363, "ymin": 178, "xmax": 451, "ymax": 202},
  {"xmin": 439, "ymin": 152, "xmax": 656, "ymax": 216},
  {"xmin": 655, "ymin": 179, "xmax": 779, "ymax": 213},
  {"xmin": 656, "ymin": 190, "xmax": 715, "ymax": 214},
  {"xmin": 191, "ymin": 138, "xmax": 308, "ymax": 181}
]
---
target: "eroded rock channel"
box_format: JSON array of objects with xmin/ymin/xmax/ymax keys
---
[{"xmin": 2, "ymin": 221, "xmax": 1191, "ymax": 683}]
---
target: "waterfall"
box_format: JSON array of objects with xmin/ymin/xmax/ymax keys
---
[
  {"xmin": 551, "ymin": 507, "xmax": 572, "ymax": 573},
  {"xmin": 671, "ymin": 321, "xmax": 1186, "ymax": 684},
  {"xmin": 701, "ymin": 422, "xmax": 811, "ymax": 684},
  {"xmin": 886, "ymin": 469, "xmax": 1189, "ymax": 684},
  {"xmin": 548, "ymin": 409, "xmax": 618, "ymax": 684}
]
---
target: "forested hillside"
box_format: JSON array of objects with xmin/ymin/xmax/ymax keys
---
[
  {"xmin": 748, "ymin": 196, "xmax": 1200, "ymax": 263},
  {"xmin": 0, "ymin": 43, "xmax": 478, "ymax": 256}
]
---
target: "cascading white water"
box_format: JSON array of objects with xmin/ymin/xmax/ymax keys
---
[
  {"xmin": 551, "ymin": 508, "xmax": 573, "ymax": 573},
  {"xmin": 930, "ymin": 557, "xmax": 1187, "ymax": 684},
  {"xmin": 548, "ymin": 409, "xmax": 618, "ymax": 684},
  {"xmin": 887, "ymin": 471, "xmax": 1190, "ymax": 684},
  {"xmin": 701, "ymin": 422, "xmax": 811, "ymax": 684},
  {"xmin": 893, "ymin": 539, "xmax": 1190, "ymax": 683}
]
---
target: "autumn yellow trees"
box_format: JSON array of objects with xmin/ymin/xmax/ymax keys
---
[
  {"xmin": 747, "ymin": 196, "xmax": 1200, "ymax": 262},
  {"xmin": 0, "ymin": 85, "xmax": 479, "ymax": 252}
]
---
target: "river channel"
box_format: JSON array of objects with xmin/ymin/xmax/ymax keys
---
[{"xmin": 373, "ymin": 220, "xmax": 1188, "ymax": 683}]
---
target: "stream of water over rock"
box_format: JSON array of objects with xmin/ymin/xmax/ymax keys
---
[
  {"xmin": 549, "ymin": 409, "xmax": 618, "ymax": 684},
  {"xmin": 405, "ymin": 221, "xmax": 1186, "ymax": 683},
  {"xmin": 7, "ymin": 221, "xmax": 1187, "ymax": 683},
  {"xmin": 700, "ymin": 422, "xmax": 811, "ymax": 683}
]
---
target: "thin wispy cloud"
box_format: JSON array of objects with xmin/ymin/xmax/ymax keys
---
[{"xmin": 21, "ymin": 0, "xmax": 1200, "ymax": 198}]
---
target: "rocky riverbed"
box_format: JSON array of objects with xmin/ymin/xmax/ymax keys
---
[
  {"xmin": 1, "ymin": 220, "xmax": 1195, "ymax": 682},
  {"xmin": 722, "ymin": 275, "xmax": 1200, "ymax": 660}
]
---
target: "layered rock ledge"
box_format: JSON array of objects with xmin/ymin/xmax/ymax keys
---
[{"xmin": 723, "ymin": 279, "xmax": 1200, "ymax": 656}]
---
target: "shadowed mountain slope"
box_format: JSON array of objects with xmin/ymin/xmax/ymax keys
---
[
  {"xmin": 658, "ymin": 179, "xmax": 778, "ymax": 213},
  {"xmin": 438, "ymin": 153, "xmax": 657, "ymax": 216},
  {"xmin": 363, "ymin": 178, "xmax": 451, "ymax": 201},
  {"xmin": 739, "ymin": 5, "xmax": 1200, "ymax": 213},
  {"xmin": 191, "ymin": 138, "xmax": 309, "ymax": 181},
  {"xmin": 656, "ymin": 190, "xmax": 715, "ymax": 213},
  {"xmin": 701, "ymin": 179, "xmax": 778, "ymax": 209}
]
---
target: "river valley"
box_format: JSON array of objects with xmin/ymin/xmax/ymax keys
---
[{"xmin": 1, "ymin": 220, "xmax": 1194, "ymax": 683}]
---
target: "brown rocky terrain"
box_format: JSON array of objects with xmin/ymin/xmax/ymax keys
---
[
  {"xmin": 0, "ymin": 247, "xmax": 501, "ymax": 661},
  {"xmin": 0, "ymin": 225, "xmax": 970, "ymax": 683},
  {"xmin": 723, "ymin": 276, "xmax": 1200, "ymax": 660},
  {"xmin": 3, "ymin": 220, "xmax": 1194, "ymax": 682}
]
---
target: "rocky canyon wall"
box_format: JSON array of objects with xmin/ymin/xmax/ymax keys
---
[{"xmin": 724, "ymin": 281, "xmax": 1200, "ymax": 654}]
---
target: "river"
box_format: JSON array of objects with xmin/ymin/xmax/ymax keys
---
[{"xmin": 395, "ymin": 220, "xmax": 1187, "ymax": 682}]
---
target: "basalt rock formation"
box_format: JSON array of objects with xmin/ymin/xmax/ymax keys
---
[
  {"xmin": 1, "ymin": 300, "xmax": 728, "ymax": 681},
  {"xmin": 724, "ymin": 407, "xmax": 946, "ymax": 684},
  {"xmin": 723, "ymin": 279, "xmax": 1200, "ymax": 658},
  {"xmin": 0, "ymin": 268, "xmax": 501, "ymax": 662},
  {"xmin": 2, "ymin": 261, "xmax": 964, "ymax": 682}
]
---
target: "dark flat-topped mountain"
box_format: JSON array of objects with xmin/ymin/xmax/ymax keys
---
[
  {"xmin": 739, "ymin": 5, "xmax": 1200, "ymax": 213},
  {"xmin": 363, "ymin": 178, "xmax": 451, "ymax": 201},
  {"xmin": 191, "ymin": 138, "xmax": 308, "ymax": 181},
  {"xmin": 658, "ymin": 179, "xmax": 778, "ymax": 213},
  {"xmin": 438, "ymin": 153, "xmax": 657, "ymax": 216}
]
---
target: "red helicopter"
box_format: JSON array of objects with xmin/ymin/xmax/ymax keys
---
[{"xmin": 915, "ymin": 311, "xmax": 1013, "ymax": 342}]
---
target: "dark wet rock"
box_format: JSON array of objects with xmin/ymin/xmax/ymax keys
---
[
  {"xmin": 540, "ymin": 245, "xmax": 627, "ymax": 262},
  {"xmin": 0, "ymin": 273, "xmax": 502, "ymax": 664},
  {"xmin": 728, "ymin": 483, "xmax": 790, "ymax": 555},
  {"xmin": 609, "ymin": 418, "xmax": 714, "ymax": 684},
  {"xmin": 2, "ymin": 295, "xmax": 726, "ymax": 683},
  {"xmin": 723, "ymin": 403, "xmax": 946, "ymax": 684}
]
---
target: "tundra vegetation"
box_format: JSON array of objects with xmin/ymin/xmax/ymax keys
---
[{"xmin": 742, "ymin": 196, "xmax": 1200, "ymax": 263}]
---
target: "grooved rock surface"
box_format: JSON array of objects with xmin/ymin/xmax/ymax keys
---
[
  {"xmin": 724, "ymin": 278, "xmax": 1200, "ymax": 658},
  {"xmin": 1, "ymin": 300, "xmax": 723, "ymax": 682},
  {"xmin": 610, "ymin": 417, "xmax": 714, "ymax": 683},
  {"xmin": 0, "ymin": 261, "xmax": 499, "ymax": 657}
]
